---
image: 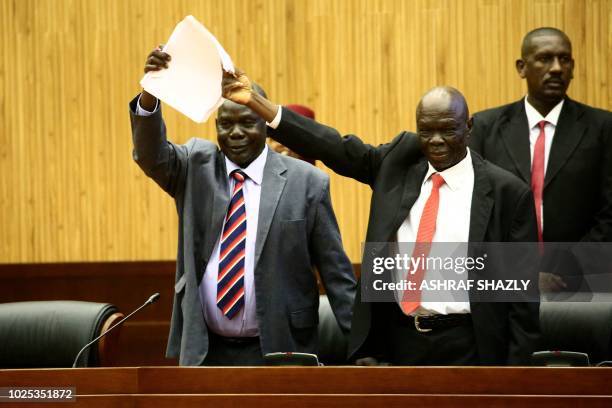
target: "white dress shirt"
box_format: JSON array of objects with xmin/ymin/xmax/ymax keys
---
[
  {"xmin": 524, "ymin": 96, "xmax": 564, "ymax": 170},
  {"xmin": 135, "ymin": 95, "xmax": 158, "ymax": 116},
  {"xmin": 524, "ymin": 97, "xmax": 564, "ymax": 231},
  {"xmin": 396, "ymin": 150, "xmax": 475, "ymax": 315},
  {"xmin": 135, "ymin": 96, "xmax": 265, "ymax": 337}
]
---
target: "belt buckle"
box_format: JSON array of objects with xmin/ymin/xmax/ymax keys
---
[{"xmin": 414, "ymin": 315, "xmax": 432, "ymax": 333}]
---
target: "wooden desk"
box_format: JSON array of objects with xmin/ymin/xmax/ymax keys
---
[{"xmin": 1, "ymin": 366, "xmax": 611, "ymax": 407}]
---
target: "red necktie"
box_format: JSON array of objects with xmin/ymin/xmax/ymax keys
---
[
  {"xmin": 531, "ymin": 120, "xmax": 547, "ymax": 242},
  {"xmin": 401, "ymin": 173, "xmax": 445, "ymax": 315},
  {"xmin": 217, "ymin": 170, "xmax": 247, "ymax": 319}
]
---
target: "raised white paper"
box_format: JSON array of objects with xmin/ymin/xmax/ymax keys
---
[{"xmin": 140, "ymin": 15, "xmax": 234, "ymax": 123}]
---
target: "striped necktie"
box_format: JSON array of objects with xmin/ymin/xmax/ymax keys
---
[
  {"xmin": 217, "ymin": 170, "xmax": 247, "ymax": 319},
  {"xmin": 401, "ymin": 173, "xmax": 445, "ymax": 315}
]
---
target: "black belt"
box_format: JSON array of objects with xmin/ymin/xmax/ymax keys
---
[
  {"xmin": 399, "ymin": 313, "xmax": 472, "ymax": 333},
  {"xmin": 209, "ymin": 332, "xmax": 260, "ymax": 345}
]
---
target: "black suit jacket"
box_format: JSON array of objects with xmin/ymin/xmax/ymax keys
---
[
  {"xmin": 269, "ymin": 108, "xmax": 540, "ymax": 365},
  {"xmin": 470, "ymin": 97, "xmax": 612, "ymax": 243}
]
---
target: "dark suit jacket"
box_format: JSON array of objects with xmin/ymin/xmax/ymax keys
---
[
  {"xmin": 470, "ymin": 97, "xmax": 612, "ymax": 243},
  {"xmin": 269, "ymin": 108, "xmax": 540, "ymax": 365},
  {"xmin": 129, "ymin": 96, "xmax": 356, "ymax": 366}
]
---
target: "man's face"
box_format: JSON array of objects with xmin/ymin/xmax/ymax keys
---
[
  {"xmin": 216, "ymin": 101, "xmax": 267, "ymax": 168},
  {"xmin": 416, "ymin": 96, "xmax": 470, "ymax": 171},
  {"xmin": 517, "ymin": 34, "xmax": 574, "ymax": 104}
]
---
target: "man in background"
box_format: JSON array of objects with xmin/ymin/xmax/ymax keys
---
[
  {"xmin": 470, "ymin": 27, "xmax": 612, "ymax": 297},
  {"xmin": 130, "ymin": 46, "xmax": 356, "ymax": 366}
]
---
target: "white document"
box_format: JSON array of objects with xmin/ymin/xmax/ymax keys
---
[{"xmin": 140, "ymin": 15, "xmax": 235, "ymax": 123}]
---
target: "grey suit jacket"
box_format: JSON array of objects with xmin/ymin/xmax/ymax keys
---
[{"xmin": 129, "ymin": 96, "xmax": 356, "ymax": 366}]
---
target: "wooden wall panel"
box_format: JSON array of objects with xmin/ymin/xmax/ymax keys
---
[{"xmin": 0, "ymin": 0, "xmax": 609, "ymax": 262}]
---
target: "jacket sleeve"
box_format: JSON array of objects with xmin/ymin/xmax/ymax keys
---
[
  {"xmin": 309, "ymin": 175, "xmax": 357, "ymax": 335},
  {"xmin": 129, "ymin": 95, "xmax": 190, "ymax": 198},
  {"xmin": 507, "ymin": 187, "xmax": 541, "ymax": 365},
  {"xmin": 580, "ymin": 113, "xmax": 612, "ymax": 242},
  {"xmin": 268, "ymin": 108, "xmax": 403, "ymax": 186}
]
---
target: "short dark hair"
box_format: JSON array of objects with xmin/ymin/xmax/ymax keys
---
[{"xmin": 521, "ymin": 27, "xmax": 571, "ymax": 58}]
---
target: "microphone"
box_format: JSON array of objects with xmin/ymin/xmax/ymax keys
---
[{"xmin": 71, "ymin": 293, "xmax": 160, "ymax": 368}]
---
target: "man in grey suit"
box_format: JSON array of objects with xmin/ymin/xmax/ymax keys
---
[{"xmin": 130, "ymin": 47, "xmax": 356, "ymax": 366}]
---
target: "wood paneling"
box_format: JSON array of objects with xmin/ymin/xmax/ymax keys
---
[{"xmin": 1, "ymin": 0, "xmax": 609, "ymax": 262}]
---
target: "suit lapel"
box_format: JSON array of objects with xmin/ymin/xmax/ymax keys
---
[
  {"xmin": 196, "ymin": 153, "xmax": 230, "ymax": 284},
  {"xmin": 389, "ymin": 159, "xmax": 428, "ymax": 239},
  {"xmin": 500, "ymin": 101, "xmax": 532, "ymax": 184},
  {"xmin": 254, "ymin": 149, "xmax": 287, "ymax": 269},
  {"xmin": 468, "ymin": 153, "xmax": 494, "ymax": 242},
  {"xmin": 210, "ymin": 155, "xmax": 231, "ymax": 246},
  {"xmin": 544, "ymin": 98, "xmax": 586, "ymax": 188}
]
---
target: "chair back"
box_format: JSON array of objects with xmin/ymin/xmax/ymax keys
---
[
  {"xmin": 540, "ymin": 302, "xmax": 612, "ymax": 364},
  {"xmin": 0, "ymin": 301, "xmax": 121, "ymax": 368}
]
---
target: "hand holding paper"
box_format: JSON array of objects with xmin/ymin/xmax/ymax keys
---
[
  {"xmin": 139, "ymin": 46, "xmax": 171, "ymax": 111},
  {"xmin": 140, "ymin": 16, "xmax": 234, "ymax": 123}
]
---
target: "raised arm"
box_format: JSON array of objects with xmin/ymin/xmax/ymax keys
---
[
  {"xmin": 222, "ymin": 70, "xmax": 400, "ymax": 186},
  {"xmin": 130, "ymin": 46, "xmax": 188, "ymax": 197}
]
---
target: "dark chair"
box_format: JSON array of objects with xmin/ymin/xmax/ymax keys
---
[
  {"xmin": 538, "ymin": 301, "xmax": 612, "ymax": 365},
  {"xmin": 317, "ymin": 295, "xmax": 349, "ymax": 365},
  {"xmin": 0, "ymin": 301, "xmax": 124, "ymax": 368}
]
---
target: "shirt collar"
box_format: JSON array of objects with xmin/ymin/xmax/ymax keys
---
[
  {"xmin": 225, "ymin": 145, "xmax": 268, "ymax": 185},
  {"xmin": 424, "ymin": 149, "xmax": 472, "ymax": 192},
  {"xmin": 524, "ymin": 96, "xmax": 564, "ymax": 129}
]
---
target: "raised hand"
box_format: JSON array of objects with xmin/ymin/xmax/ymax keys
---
[
  {"xmin": 144, "ymin": 45, "xmax": 171, "ymax": 73},
  {"xmin": 222, "ymin": 69, "xmax": 253, "ymax": 105},
  {"xmin": 140, "ymin": 45, "xmax": 171, "ymax": 111},
  {"xmin": 221, "ymin": 68, "xmax": 279, "ymax": 123}
]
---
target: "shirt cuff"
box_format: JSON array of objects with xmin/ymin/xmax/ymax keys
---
[
  {"xmin": 266, "ymin": 106, "xmax": 282, "ymax": 129},
  {"xmin": 135, "ymin": 94, "xmax": 159, "ymax": 116}
]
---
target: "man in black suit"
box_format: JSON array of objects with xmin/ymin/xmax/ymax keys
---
[
  {"xmin": 223, "ymin": 74, "xmax": 539, "ymax": 365},
  {"xmin": 470, "ymin": 27, "xmax": 612, "ymax": 296}
]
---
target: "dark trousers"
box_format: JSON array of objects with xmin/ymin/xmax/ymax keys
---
[
  {"xmin": 375, "ymin": 303, "xmax": 479, "ymax": 366},
  {"xmin": 202, "ymin": 331, "xmax": 265, "ymax": 366}
]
